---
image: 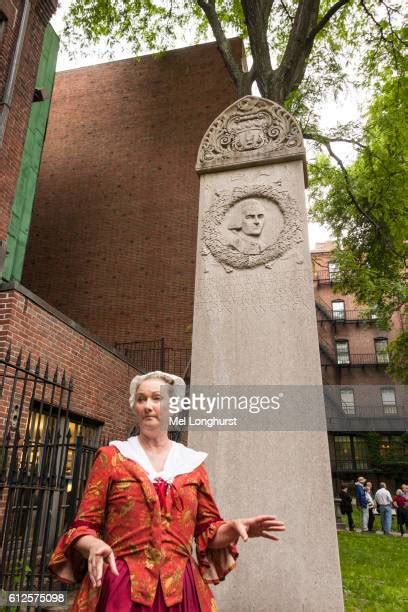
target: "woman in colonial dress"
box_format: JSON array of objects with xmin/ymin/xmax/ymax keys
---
[{"xmin": 48, "ymin": 371, "xmax": 285, "ymax": 611}]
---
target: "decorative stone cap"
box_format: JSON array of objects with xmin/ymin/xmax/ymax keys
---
[{"xmin": 196, "ymin": 96, "xmax": 306, "ymax": 178}]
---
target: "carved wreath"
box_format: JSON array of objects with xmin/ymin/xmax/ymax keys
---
[{"xmin": 201, "ymin": 183, "xmax": 303, "ymax": 271}]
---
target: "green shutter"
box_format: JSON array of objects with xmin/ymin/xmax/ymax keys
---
[{"xmin": 3, "ymin": 25, "xmax": 59, "ymax": 281}]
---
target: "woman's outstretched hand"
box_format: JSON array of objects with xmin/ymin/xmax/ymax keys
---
[
  {"xmin": 232, "ymin": 514, "xmax": 286, "ymax": 542},
  {"xmin": 208, "ymin": 514, "xmax": 285, "ymax": 549}
]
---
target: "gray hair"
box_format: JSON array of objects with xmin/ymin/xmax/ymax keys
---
[
  {"xmin": 227, "ymin": 198, "xmax": 265, "ymax": 230},
  {"xmin": 129, "ymin": 370, "xmax": 186, "ymax": 409}
]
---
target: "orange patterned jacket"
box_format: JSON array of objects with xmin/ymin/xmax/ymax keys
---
[{"xmin": 48, "ymin": 445, "xmax": 238, "ymax": 611}]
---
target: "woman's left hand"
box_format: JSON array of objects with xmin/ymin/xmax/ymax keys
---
[{"xmin": 232, "ymin": 514, "xmax": 286, "ymax": 542}]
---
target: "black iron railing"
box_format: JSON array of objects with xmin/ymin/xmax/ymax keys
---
[
  {"xmin": 0, "ymin": 345, "xmax": 106, "ymax": 600},
  {"xmin": 314, "ymin": 270, "xmax": 341, "ymax": 285},
  {"xmin": 315, "ymin": 299, "xmax": 381, "ymax": 324},
  {"xmin": 115, "ymin": 339, "xmax": 191, "ymax": 380},
  {"xmin": 320, "ymin": 351, "xmax": 390, "ymax": 367},
  {"xmin": 326, "ymin": 404, "xmax": 407, "ymax": 419}
]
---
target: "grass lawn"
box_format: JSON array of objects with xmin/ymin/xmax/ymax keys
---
[{"xmin": 338, "ymin": 531, "xmax": 408, "ymax": 611}]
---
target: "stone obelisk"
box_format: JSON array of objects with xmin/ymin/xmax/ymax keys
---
[{"xmin": 189, "ymin": 97, "xmax": 344, "ymax": 611}]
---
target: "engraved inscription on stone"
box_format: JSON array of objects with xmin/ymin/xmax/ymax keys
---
[
  {"xmin": 195, "ymin": 269, "xmax": 311, "ymax": 315},
  {"xmin": 201, "ymin": 183, "xmax": 303, "ymax": 272}
]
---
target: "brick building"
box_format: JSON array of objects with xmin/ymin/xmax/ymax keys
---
[
  {"xmin": 23, "ymin": 39, "xmax": 244, "ymax": 349},
  {"xmin": 0, "ymin": 0, "xmax": 146, "ymax": 451},
  {"xmin": 312, "ymin": 241, "xmax": 407, "ymax": 491},
  {"xmin": 1, "ymin": 33, "xmax": 244, "ymax": 444},
  {"xmin": 0, "ymin": 0, "xmax": 58, "ymax": 269}
]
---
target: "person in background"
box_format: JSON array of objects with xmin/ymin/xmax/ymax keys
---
[
  {"xmin": 374, "ymin": 482, "xmax": 393, "ymax": 535},
  {"xmin": 339, "ymin": 485, "xmax": 355, "ymax": 531},
  {"xmin": 365, "ymin": 481, "xmax": 376, "ymax": 533},
  {"xmin": 392, "ymin": 488, "xmax": 408, "ymax": 536},
  {"xmin": 355, "ymin": 476, "xmax": 368, "ymax": 532}
]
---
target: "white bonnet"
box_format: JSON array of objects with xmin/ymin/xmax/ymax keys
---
[{"xmin": 129, "ymin": 370, "xmax": 186, "ymax": 409}]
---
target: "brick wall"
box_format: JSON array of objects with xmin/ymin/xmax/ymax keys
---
[
  {"xmin": 0, "ymin": 0, "xmax": 57, "ymax": 242},
  {"xmin": 312, "ymin": 248, "xmax": 404, "ymax": 387},
  {"xmin": 22, "ymin": 39, "xmax": 243, "ymax": 348},
  {"xmin": 0, "ymin": 283, "xmax": 141, "ymax": 441}
]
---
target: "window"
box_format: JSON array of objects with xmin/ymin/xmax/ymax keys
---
[
  {"xmin": 26, "ymin": 400, "xmax": 103, "ymax": 481},
  {"xmin": 381, "ymin": 388, "xmax": 397, "ymax": 414},
  {"xmin": 332, "ymin": 300, "xmax": 345, "ymax": 321},
  {"xmin": 334, "ymin": 435, "xmax": 353, "ymax": 471},
  {"xmin": 353, "ymin": 437, "xmax": 369, "ymax": 469},
  {"xmin": 369, "ymin": 306, "xmax": 378, "ymax": 320},
  {"xmin": 379, "ymin": 435, "xmax": 391, "ymax": 458},
  {"xmin": 340, "ymin": 389, "xmax": 355, "ymax": 415},
  {"xmin": 333, "ymin": 435, "xmax": 369, "ymax": 472},
  {"xmin": 328, "ymin": 261, "xmax": 339, "ymax": 281},
  {"xmin": 336, "ymin": 340, "xmax": 350, "ymax": 365},
  {"xmin": 374, "ymin": 337, "xmax": 389, "ymax": 364}
]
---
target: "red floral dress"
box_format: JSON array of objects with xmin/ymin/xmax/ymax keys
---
[{"xmin": 48, "ymin": 445, "xmax": 238, "ymax": 611}]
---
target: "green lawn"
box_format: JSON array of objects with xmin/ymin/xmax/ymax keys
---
[{"xmin": 338, "ymin": 531, "xmax": 408, "ymax": 611}]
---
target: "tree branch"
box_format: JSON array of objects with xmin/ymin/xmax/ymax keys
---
[
  {"xmin": 380, "ymin": 0, "xmax": 408, "ymax": 47},
  {"xmin": 271, "ymin": 0, "xmax": 320, "ymax": 103},
  {"xmin": 196, "ymin": 0, "xmax": 252, "ymax": 95},
  {"xmin": 241, "ymin": 0, "xmax": 275, "ymax": 98},
  {"xmin": 323, "ymin": 142, "xmax": 406, "ymax": 260},
  {"xmin": 359, "ymin": 0, "xmax": 401, "ymax": 66},
  {"xmin": 308, "ymin": 0, "xmax": 351, "ymax": 41},
  {"xmin": 279, "ymin": 0, "xmax": 294, "ymax": 22},
  {"xmin": 304, "ymin": 133, "xmax": 367, "ymax": 149}
]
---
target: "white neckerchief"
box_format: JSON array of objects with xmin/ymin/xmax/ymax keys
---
[{"xmin": 109, "ymin": 435, "xmax": 207, "ymax": 483}]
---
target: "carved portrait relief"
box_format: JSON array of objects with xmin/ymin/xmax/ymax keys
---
[
  {"xmin": 226, "ymin": 198, "xmax": 268, "ymax": 255},
  {"xmin": 201, "ymin": 184, "xmax": 303, "ymax": 273},
  {"xmin": 197, "ymin": 97, "xmax": 306, "ymax": 273}
]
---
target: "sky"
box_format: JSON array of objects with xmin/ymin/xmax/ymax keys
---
[{"xmin": 50, "ymin": 2, "xmax": 367, "ymax": 250}]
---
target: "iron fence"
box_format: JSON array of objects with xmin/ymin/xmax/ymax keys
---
[
  {"xmin": 320, "ymin": 351, "xmax": 390, "ymax": 367},
  {"xmin": 115, "ymin": 338, "xmax": 191, "ymax": 380},
  {"xmin": 0, "ymin": 345, "xmax": 106, "ymax": 605}
]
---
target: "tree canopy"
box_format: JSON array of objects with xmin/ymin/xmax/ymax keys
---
[
  {"xmin": 309, "ymin": 70, "xmax": 407, "ymax": 324},
  {"xmin": 309, "ymin": 71, "xmax": 407, "ymax": 380},
  {"xmin": 64, "ymin": 1, "xmax": 406, "ymax": 127}
]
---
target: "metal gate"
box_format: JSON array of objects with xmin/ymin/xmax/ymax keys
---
[
  {"xmin": 0, "ymin": 345, "xmax": 106, "ymax": 599},
  {"xmin": 115, "ymin": 338, "xmax": 191, "ymax": 381}
]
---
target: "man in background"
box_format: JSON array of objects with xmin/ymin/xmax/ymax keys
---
[
  {"xmin": 375, "ymin": 482, "xmax": 393, "ymax": 535},
  {"xmin": 355, "ymin": 476, "xmax": 368, "ymax": 532}
]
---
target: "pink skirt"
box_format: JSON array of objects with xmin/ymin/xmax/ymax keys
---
[{"xmin": 96, "ymin": 558, "xmax": 201, "ymax": 611}]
